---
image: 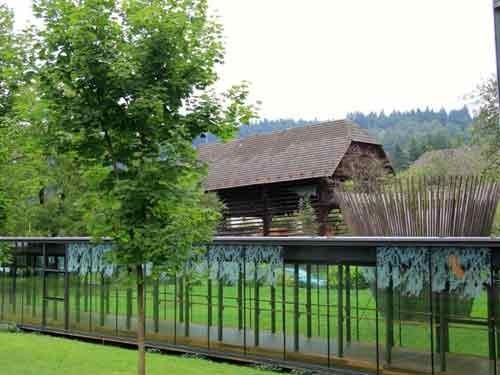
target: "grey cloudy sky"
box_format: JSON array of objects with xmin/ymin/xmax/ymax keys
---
[{"xmin": 6, "ymin": 0, "xmax": 497, "ymax": 120}]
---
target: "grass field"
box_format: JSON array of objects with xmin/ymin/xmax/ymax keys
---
[{"xmin": 0, "ymin": 331, "xmax": 278, "ymax": 375}]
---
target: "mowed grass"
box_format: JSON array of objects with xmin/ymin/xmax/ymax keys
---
[{"xmin": 0, "ymin": 331, "xmax": 278, "ymax": 375}]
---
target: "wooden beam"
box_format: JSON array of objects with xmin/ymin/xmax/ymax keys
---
[
  {"xmin": 262, "ymin": 187, "xmax": 272, "ymax": 236},
  {"xmin": 316, "ymin": 178, "xmax": 335, "ymax": 236}
]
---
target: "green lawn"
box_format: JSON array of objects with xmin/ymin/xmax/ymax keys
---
[{"xmin": 0, "ymin": 331, "xmax": 278, "ymax": 375}]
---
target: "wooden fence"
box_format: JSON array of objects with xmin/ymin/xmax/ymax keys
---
[{"xmin": 336, "ymin": 176, "xmax": 500, "ymax": 236}]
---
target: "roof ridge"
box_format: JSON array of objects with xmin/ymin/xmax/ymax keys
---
[{"xmin": 197, "ymin": 119, "xmax": 357, "ymax": 150}]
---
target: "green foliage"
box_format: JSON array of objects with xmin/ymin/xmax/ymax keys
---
[
  {"xmin": 402, "ymin": 147, "xmax": 485, "ymax": 179},
  {"xmin": 348, "ymin": 108, "xmax": 472, "ymax": 170},
  {"xmin": 392, "ymin": 144, "xmax": 409, "ymax": 171},
  {"xmin": 470, "ymin": 78, "xmax": 500, "ymax": 234},
  {"xmin": 0, "ymin": 4, "xmax": 21, "ymax": 121},
  {"xmin": 34, "ymin": 0, "xmax": 255, "ymax": 268},
  {"xmin": 0, "ymin": 242, "xmax": 12, "ymax": 265},
  {"xmin": 471, "ymin": 78, "xmax": 500, "ymax": 178},
  {"xmin": 0, "ymin": 4, "xmax": 46, "ymax": 235},
  {"xmin": 28, "ymin": 156, "xmax": 91, "ymax": 236}
]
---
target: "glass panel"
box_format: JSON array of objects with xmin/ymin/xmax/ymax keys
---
[
  {"xmin": 290, "ymin": 264, "xmax": 329, "ymax": 365},
  {"xmin": 380, "ymin": 274, "xmax": 433, "ymax": 374},
  {"xmin": 376, "ymin": 248, "xmax": 433, "ymax": 374},
  {"xmin": 89, "ymin": 273, "xmax": 115, "ymax": 336},
  {"xmin": 114, "ymin": 268, "xmax": 136, "ymax": 338},
  {"xmin": 180, "ymin": 271, "xmax": 208, "ymax": 349},
  {"xmin": 438, "ymin": 250, "xmax": 493, "ymax": 375},
  {"xmin": 283, "ymin": 263, "xmax": 299, "ymax": 359},
  {"xmin": 2, "ymin": 266, "xmax": 20, "ymax": 322},
  {"xmin": 282, "ymin": 263, "xmax": 326, "ymax": 365},
  {"xmin": 15, "ymin": 255, "xmax": 27, "ymax": 267},
  {"xmin": 246, "ymin": 262, "xmax": 283, "ymax": 359},
  {"xmin": 46, "ymin": 256, "xmax": 64, "ymax": 271},
  {"xmin": 23, "ymin": 267, "xmax": 44, "ymax": 326},
  {"xmin": 68, "ymin": 271, "xmax": 84, "ymax": 332},
  {"xmin": 35, "ymin": 255, "xmax": 44, "ymax": 269},
  {"xmin": 44, "ymin": 299, "xmax": 65, "ymax": 329},
  {"xmin": 46, "ymin": 272, "xmax": 65, "ymax": 299},
  {"xmin": 340, "ymin": 265, "xmax": 379, "ymax": 373},
  {"xmin": 145, "ymin": 275, "xmax": 176, "ymax": 344}
]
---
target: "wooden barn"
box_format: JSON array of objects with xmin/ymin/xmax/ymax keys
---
[{"xmin": 197, "ymin": 120, "xmax": 392, "ymax": 236}]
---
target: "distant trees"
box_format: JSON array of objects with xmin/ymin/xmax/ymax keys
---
[
  {"xmin": 348, "ymin": 106, "xmax": 472, "ymax": 129},
  {"xmin": 348, "ymin": 108, "xmax": 472, "ymax": 170},
  {"xmin": 193, "ymin": 118, "xmax": 318, "ymax": 146},
  {"xmin": 392, "ymin": 144, "xmax": 409, "ymax": 171}
]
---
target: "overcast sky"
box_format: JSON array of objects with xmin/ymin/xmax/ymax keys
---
[{"xmin": 6, "ymin": 0, "xmax": 497, "ymax": 120}]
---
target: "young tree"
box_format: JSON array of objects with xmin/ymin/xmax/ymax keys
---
[
  {"xmin": 407, "ymin": 136, "xmax": 423, "ymax": 162},
  {"xmin": 33, "ymin": 1, "xmax": 255, "ymax": 374},
  {"xmin": 392, "ymin": 144, "xmax": 409, "ymax": 171}
]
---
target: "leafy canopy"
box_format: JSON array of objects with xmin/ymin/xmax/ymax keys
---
[
  {"xmin": 34, "ymin": 0, "xmax": 256, "ymax": 269},
  {"xmin": 472, "ymin": 78, "xmax": 500, "ymax": 178},
  {"xmin": 0, "ymin": 4, "xmax": 48, "ymax": 235}
]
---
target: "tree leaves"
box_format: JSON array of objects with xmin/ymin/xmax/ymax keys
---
[{"xmin": 34, "ymin": 0, "xmax": 255, "ymax": 268}]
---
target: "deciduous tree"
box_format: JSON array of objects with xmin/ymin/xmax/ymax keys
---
[{"xmin": 33, "ymin": 1, "xmax": 255, "ymax": 374}]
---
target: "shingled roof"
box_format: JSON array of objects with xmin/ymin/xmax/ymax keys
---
[{"xmin": 197, "ymin": 119, "xmax": 380, "ymax": 191}]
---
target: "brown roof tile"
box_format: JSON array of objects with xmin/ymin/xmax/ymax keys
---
[{"xmin": 197, "ymin": 119, "xmax": 379, "ymax": 191}]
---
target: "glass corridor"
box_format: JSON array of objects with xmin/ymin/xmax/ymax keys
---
[{"xmin": 1, "ymin": 238, "xmax": 499, "ymax": 375}]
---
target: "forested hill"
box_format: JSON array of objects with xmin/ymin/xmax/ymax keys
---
[
  {"xmin": 347, "ymin": 107, "xmax": 472, "ymax": 170},
  {"xmin": 194, "ymin": 107, "xmax": 473, "ymax": 171}
]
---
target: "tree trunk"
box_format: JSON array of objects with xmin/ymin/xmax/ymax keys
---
[{"xmin": 136, "ymin": 264, "xmax": 146, "ymax": 375}]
